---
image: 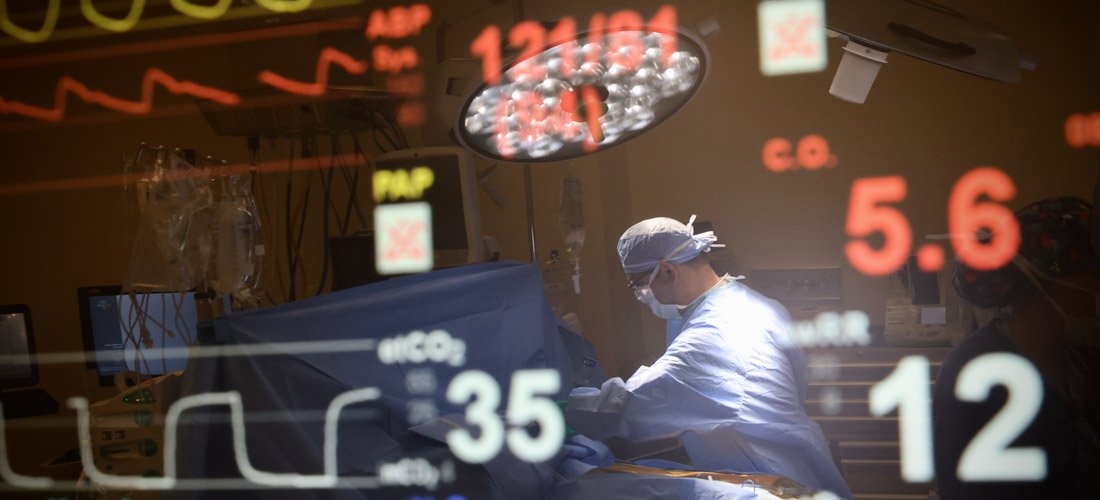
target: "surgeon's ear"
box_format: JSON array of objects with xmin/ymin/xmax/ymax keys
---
[{"xmin": 662, "ymin": 261, "xmax": 678, "ymax": 283}]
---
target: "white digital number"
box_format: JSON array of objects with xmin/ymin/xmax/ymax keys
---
[
  {"xmin": 869, "ymin": 355, "xmax": 934, "ymax": 482},
  {"xmin": 505, "ymin": 369, "xmax": 564, "ymax": 462},
  {"xmin": 955, "ymin": 353, "xmax": 1046, "ymax": 481},
  {"xmin": 446, "ymin": 370, "xmax": 505, "ymax": 464},
  {"xmin": 869, "ymin": 353, "xmax": 1047, "ymax": 483},
  {"xmin": 445, "ymin": 369, "xmax": 564, "ymax": 464}
]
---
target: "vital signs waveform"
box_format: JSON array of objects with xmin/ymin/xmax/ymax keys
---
[
  {"xmin": 0, "ymin": 67, "xmax": 239, "ymax": 122},
  {"xmin": 258, "ymin": 47, "xmax": 367, "ymax": 96}
]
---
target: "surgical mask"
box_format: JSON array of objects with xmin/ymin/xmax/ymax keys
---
[
  {"xmin": 633, "ymin": 239, "xmax": 693, "ymax": 320},
  {"xmin": 636, "ymin": 267, "xmax": 684, "ymax": 320},
  {"xmin": 1014, "ymin": 256, "xmax": 1100, "ymax": 346}
]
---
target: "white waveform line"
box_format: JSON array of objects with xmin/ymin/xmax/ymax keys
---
[
  {"xmin": 0, "ymin": 387, "xmax": 387, "ymax": 491},
  {"xmin": 0, "ymin": 337, "xmax": 379, "ymax": 366}
]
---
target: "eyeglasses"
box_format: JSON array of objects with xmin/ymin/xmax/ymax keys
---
[
  {"xmin": 626, "ymin": 264, "xmax": 662, "ymax": 289},
  {"xmin": 626, "ymin": 275, "xmax": 649, "ymax": 289}
]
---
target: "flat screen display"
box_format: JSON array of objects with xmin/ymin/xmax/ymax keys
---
[
  {"xmin": 79, "ymin": 287, "xmax": 197, "ymax": 384},
  {"xmin": 0, "ymin": 306, "xmax": 35, "ymax": 389},
  {"xmin": 374, "ymin": 153, "xmax": 469, "ymax": 250}
]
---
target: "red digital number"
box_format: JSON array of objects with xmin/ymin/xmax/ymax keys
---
[
  {"xmin": 493, "ymin": 90, "xmax": 546, "ymax": 158},
  {"xmin": 948, "ymin": 167, "xmax": 1020, "ymax": 271},
  {"xmin": 607, "ymin": 10, "xmax": 644, "ymax": 70},
  {"xmin": 648, "ymin": 5, "xmax": 677, "ymax": 67},
  {"xmin": 844, "ymin": 168, "xmax": 1019, "ymax": 277},
  {"xmin": 547, "ymin": 17, "xmax": 577, "ymax": 78},
  {"xmin": 470, "ymin": 6, "xmax": 678, "ymax": 85},
  {"xmin": 508, "ymin": 21, "xmax": 547, "ymax": 82},
  {"xmin": 385, "ymin": 74, "xmax": 425, "ymax": 96},
  {"xmin": 845, "ymin": 176, "xmax": 912, "ymax": 277},
  {"xmin": 471, "ymin": 25, "xmax": 502, "ymax": 85},
  {"xmin": 585, "ymin": 13, "xmax": 608, "ymax": 65},
  {"xmin": 396, "ymin": 102, "xmax": 426, "ymax": 126},
  {"xmin": 581, "ymin": 86, "xmax": 604, "ymax": 151},
  {"xmin": 1065, "ymin": 112, "xmax": 1100, "ymax": 148}
]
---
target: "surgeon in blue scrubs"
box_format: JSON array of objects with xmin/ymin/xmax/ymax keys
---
[{"xmin": 565, "ymin": 215, "xmax": 851, "ymax": 497}]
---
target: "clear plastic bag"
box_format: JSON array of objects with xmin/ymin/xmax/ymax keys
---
[
  {"xmin": 209, "ymin": 163, "xmax": 266, "ymax": 306},
  {"xmin": 124, "ymin": 147, "xmax": 213, "ymax": 293}
]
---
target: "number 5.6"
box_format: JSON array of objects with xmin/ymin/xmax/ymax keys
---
[
  {"xmin": 869, "ymin": 354, "xmax": 1046, "ymax": 482},
  {"xmin": 446, "ymin": 369, "xmax": 565, "ymax": 464}
]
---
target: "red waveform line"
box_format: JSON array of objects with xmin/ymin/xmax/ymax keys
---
[
  {"xmin": 0, "ymin": 153, "xmax": 362, "ymax": 197},
  {"xmin": 257, "ymin": 47, "xmax": 367, "ymax": 96},
  {"xmin": 0, "ymin": 82, "xmax": 380, "ymax": 133},
  {"xmin": 0, "ymin": 68, "xmax": 240, "ymax": 122},
  {"xmin": 0, "ymin": 102, "xmax": 199, "ymax": 133},
  {"xmin": 0, "ymin": 18, "xmax": 364, "ymax": 71}
]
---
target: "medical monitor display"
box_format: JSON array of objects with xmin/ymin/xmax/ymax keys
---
[
  {"xmin": 372, "ymin": 147, "xmax": 485, "ymax": 268},
  {"xmin": 78, "ymin": 287, "xmax": 197, "ymax": 385},
  {"xmin": 375, "ymin": 153, "xmax": 466, "ymax": 250},
  {"xmin": 0, "ymin": 305, "xmax": 36, "ymax": 389}
]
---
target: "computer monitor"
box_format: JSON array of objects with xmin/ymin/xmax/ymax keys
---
[
  {"xmin": 371, "ymin": 147, "xmax": 485, "ymax": 269},
  {"xmin": 77, "ymin": 286, "xmax": 198, "ymax": 386},
  {"xmin": 0, "ymin": 304, "xmax": 38, "ymax": 390}
]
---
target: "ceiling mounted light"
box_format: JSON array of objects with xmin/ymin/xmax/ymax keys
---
[
  {"xmin": 455, "ymin": 25, "xmax": 709, "ymax": 163},
  {"xmin": 826, "ymin": 0, "xmax": 1036, "ymax": 104}
]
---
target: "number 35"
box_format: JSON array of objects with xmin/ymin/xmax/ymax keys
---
[
  {"xmin": 446, "ymin": 369, "xmax": 565, "ymax": 464},
  {"xmin": 869, "ymin": 354, "xmax": 1046, "ymax": 482}
]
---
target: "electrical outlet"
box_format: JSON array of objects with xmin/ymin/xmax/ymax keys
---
[{"xmin": 750, "ymin": 267, "xmax": 843, "ymax": 302}]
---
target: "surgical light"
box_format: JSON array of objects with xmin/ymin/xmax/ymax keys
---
[{"xmin": 455, "ymin": 26, "xmax": 709, "ymax": 163}]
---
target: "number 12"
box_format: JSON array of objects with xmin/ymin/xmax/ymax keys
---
[{"xmin": 869, "ymin": 354, "xmax": 1046, "ymax": 482}]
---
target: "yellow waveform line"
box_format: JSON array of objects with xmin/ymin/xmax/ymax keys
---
[
  {"xmin": 81, "ymin": 0, "xmax": 146, "ymax": 33},
  {"xmin": 0, "ymin": 0, "xmax": 59, "ymax": 43},
  {"xmin": 0, "ymin": 0, "xmax": 360, "ymax": 48}
]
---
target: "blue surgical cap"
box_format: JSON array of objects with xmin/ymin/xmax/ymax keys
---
[{"xmin": 617, "ymin": 215, "xmax": 721, "ymax": 274}]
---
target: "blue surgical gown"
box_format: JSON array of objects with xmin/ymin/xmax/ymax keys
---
[{"xmin": 566, "ymin": 281, "xmax": 851, "ymax": 498}]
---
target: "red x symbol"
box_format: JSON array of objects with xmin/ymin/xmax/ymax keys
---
[
  {"xmin": 384, "ymin": 220, "xmax": 426, "ymax": 260},
  {"xmin": 770, "ymin": 14, "xmax": 818, "ymax": 61}
]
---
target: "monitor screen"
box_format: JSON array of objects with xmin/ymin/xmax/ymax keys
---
[
  {"xmin": 374, "ymin": 152, "xmax": 469, "ymax": 251},
  {"xmin": 0, "ymin": 305, "xmax": 36, "ymax": 389},
  {"xmin": 78, "ymin": 287, "xmax": 197, "ymax": 385}
]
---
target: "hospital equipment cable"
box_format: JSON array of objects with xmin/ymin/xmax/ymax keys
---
[
  {"xmin": 313, "ymin": 136, "xmax": 336, "ymax": 296},
  {"xmin": 320, "ymin": 136, "xmax": 346, "ymax": 232},
  {"xmin": 250, "ymin": 140, "xmax": 284, "ymax": 307},
  {"xmin": 372, "ymin": 127, "xmax": 394, "ymax": 153},
  {"xmin": 284, "ymin": 140, "xmax": 298, "ymax": 301},
  {"xmin": 349, "ymin": 132, "xmax": 372, "ymax": 230},
  {"xmin": 170, "ymin": 289, "xmax": 191, "ymax": 346},
  {"xmin": 336, "ymin": 133, "xmax": 369, "ymax": 233},
  {"xmin": 372, "ymin": 110, "xmax": 402, "ymax": 151},
  {"xmin": 159, "ymin": 291, "xmax": 168, "ymax": 375},
  {"xmin": 289, "ymin": 140, "xmax": 316, "ymax": 301}
]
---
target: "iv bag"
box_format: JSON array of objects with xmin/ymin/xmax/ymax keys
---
[
  {"xmin": 559, "ymin": 172, "xmax": 584, "ymax": 293},
  {"xmin": 125, "ymin": 149, "xmax": 212, "ymax": 292},
  {"xmin": 559, "ymin": 173, "xmax": 585, "ymax": 256},
  {"xmin": 209, "ymin": 166, "xmax": 266, "ymax": 304}
]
